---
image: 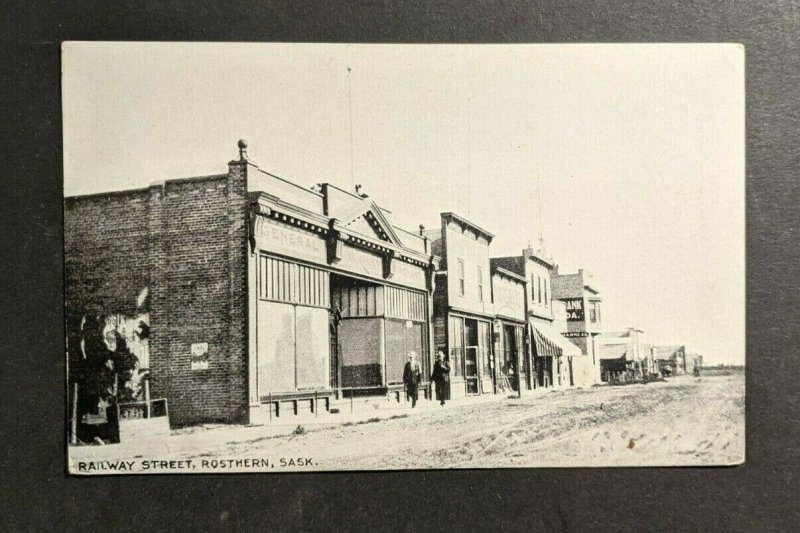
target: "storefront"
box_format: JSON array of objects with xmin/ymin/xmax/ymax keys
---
[
  {"xmin": 529, "ymin": 319, "xmax": 582, "ymax": 388},
  {"xmin": 491, "ymin": 266, "xmax": 528, "ymax": 393},
  {"xmin": 248, "ymin": 181, "xmax": 435, "ymax": 420},
  {"xmin": 447, "ymin": 312, "xmax": 494, "ymax": 396}
]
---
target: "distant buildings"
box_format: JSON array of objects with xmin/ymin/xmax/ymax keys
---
[
  {"xmin": 687, "ymin": 353, "xmax": 704, "ymax": 374},
  {"xmin": 652, "ymin": 345, "xmax": 688, "ymax": 376},
  {"xmin": 598, "ymin": 329, "xmax": 655, "ymax": 381}
]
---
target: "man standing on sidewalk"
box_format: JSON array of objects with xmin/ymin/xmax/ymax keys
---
[
  {"xmin": 430, "ymin": 350, "xmax": 451, "ymax": 406},
  {"xmin": 403, "ymin": 352, "xmax": 422, "ymax": 408}
]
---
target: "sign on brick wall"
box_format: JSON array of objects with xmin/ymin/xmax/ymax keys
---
[
  {"xmin": 563, "ymin": 298, "xmax": 585, "ymax": 321},
  {"xmin": 190, "ymin": 342, "xmax": 209, "ymax": 370}
]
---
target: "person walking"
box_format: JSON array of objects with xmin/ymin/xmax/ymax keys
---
[
  {"xmin": 403, "ymin": 351, "xmax": 422, "ymax": 408},
  {"xmin": 430, "ymin": 350, "xmax": 451, "ymax": 406}
]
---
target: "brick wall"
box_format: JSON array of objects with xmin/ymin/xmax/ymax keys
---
[
  {"xmin": 65, "ymin": 189, "xmax": 151, "ymax": 320},
  {"xmin": 65, "ymin": 161, "xmax": 251, "ymax": 427}
]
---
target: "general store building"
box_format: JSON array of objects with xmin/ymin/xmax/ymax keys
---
[{"xmin": 65, "ymin": 142, "xmax": 436, "ymax": 427}]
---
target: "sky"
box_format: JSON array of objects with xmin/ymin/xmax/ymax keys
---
[{"xmin": 62, "ymin": 42, "xmax": 745, "ymax": 365}]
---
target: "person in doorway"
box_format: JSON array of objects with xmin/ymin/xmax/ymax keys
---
[
  {"xmin": 430, "ymin": 350, "xmax": 451, "ymax": 406},
  {"xmin": 403, "ymin": 351, "xmax": 422, "ymax": 408}
]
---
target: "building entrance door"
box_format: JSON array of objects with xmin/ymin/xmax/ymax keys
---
[
  {"xmin": 464, "ymin": 319, "xmax": 480, "ymax": 395},
  {"xmin": 502, "ymin": 324, "xmax": 519, "ymax": 392}
]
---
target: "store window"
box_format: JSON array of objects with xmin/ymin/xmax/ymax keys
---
[
  {"xmin": 448, "ymin": 316, "xmax": 464, "ymax": 377},
  {"xmin": 479, "ymin": 321, "xmax": 491, "ymax": 376},
  {"xmin": 257, "ymin": 301, "xmax": 330, "ymax": 394},
  {"xmin": 537, "ymin": 276, "xmax": 542, "ymax": 304},
  {"xmin": 589, "ymin": 301, "xmax": 600, "ymax": 323},
  {"xmin": 544, "ymin": 278, "xmax": 548, "ymax": 306}
]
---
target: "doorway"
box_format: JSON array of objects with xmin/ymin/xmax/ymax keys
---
[
  {"xmin": 464, "ymin": 319, "xmax": 480, "ymax": 395},
  {"xmin": 502, "ymin": 324, "xmax": 519, "ymax": 392}
]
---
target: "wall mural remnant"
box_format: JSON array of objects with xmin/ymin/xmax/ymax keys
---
[{"xmin": 67, "ymin": 287, "xmax": 150, "ymax": 444}]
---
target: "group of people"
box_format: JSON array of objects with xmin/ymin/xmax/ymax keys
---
[{"xmin": 402, "ymin": 350, "xmax": 451, "ymax": 408}]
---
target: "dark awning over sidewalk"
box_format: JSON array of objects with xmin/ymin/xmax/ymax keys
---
[{"xmin": 529, "ymin": 319, "xmax": 582, "ymax": 359}]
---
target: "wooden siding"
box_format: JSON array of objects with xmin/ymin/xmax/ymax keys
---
[
  {"xmin": 332, "ymin": 284, "xmax": 383, "ymax": 317},
  {"xmin": 384, "ymin": 286, "xmax": 426, "ymax": 322},
  {"xmin": 259, "ymin": 255, "xmax": 329, "ymax": 308}
]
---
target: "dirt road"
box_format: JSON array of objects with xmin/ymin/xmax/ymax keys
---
[{"xmin": 70, "ymin": 373, "xmax": 744, "ymax": 472}]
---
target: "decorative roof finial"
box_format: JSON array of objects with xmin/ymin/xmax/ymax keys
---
[{"xmin": 237, "ymin": 139, "xmax": 248, "ymax": 161}]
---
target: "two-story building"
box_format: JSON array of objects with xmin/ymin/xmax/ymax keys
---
[
  {"xmin": 491, "ymin": 246, "xmax": 581, "ymax": 390},
  {"xmin": 550, "ymin": 267, "xmax": 603, "ymax": 386},
  {"xmin": 428, "ymin": 213, "xmax": 496, "ymax": 398},
  {"xmin": 65, "ymin": 141, "xmax": 437, "ymax": 428}
]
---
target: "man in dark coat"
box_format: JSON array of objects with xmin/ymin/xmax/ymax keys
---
[
  {"xmin": 403, "ymin": 351, "xmax": 422, "ymax": 408},
  {"xmin": 430, "ymin": 350, "xmax": 451, "ymax": 406}
]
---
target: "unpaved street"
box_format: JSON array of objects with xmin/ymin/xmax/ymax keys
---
[{"xmin": 70, "ymin": 373, "xmax": 744, "ymax": 472}]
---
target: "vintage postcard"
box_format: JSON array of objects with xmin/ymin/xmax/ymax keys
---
[{"xmin": 63, "ymin": 42, "xmax": 744, "ymax": 474}]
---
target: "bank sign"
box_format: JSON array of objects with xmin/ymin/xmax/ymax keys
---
[{"xmin": 563, "ymin": 298, "xmax": 585, "ymax": 321}]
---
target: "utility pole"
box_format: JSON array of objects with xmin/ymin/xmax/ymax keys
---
[
  {"xmin": 347, "ymin": 66, "xmax": 355, "ymax": 189},
  {"xmin": 537, "ymin": 165, "xmax": 544, "ymax": 250},
  {"xmin": 466, "ymin": 96, "xmax": 472, "ymax": 218}
]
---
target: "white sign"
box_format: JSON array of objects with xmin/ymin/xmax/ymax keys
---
[{"xmin": 190, "ymin": 342, "xmax": 209, "ymax": 370}]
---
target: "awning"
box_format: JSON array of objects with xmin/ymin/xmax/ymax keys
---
[
  {"xmin": 529, "ymin": 319, "xmax": 583, "ymax": 358},
  {"xmin": 599, "ymin": 343, "xmax": 628, "ymax": 361}
]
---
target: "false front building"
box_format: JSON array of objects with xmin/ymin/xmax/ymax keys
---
[
  {"xmin": 428, "ymin": 213, "xmax": 497, "ymax": 398},
  {"xmin": 652, "ymin": 345, "xmax": 688, "ymax": 376},
  {"xmin": 65, "ymin": 141, "xmax": 436, "ymax": 427},
  {"xmin": 598, "ymin": 329, "xmax": 653, "ymax": 381},
  {"xmin": 492, "ymin": 246, "xmax": 581, "ymax": 390},
  {"xmin": 490, "ymin": 265, "xmax": 528, "ymax": 393}
]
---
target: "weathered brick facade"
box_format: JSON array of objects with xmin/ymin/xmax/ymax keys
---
[{"xmin": 65, "ymin": 160, "xmax": 251, "ymax": 426}]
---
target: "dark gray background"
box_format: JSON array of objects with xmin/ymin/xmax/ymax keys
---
[{"xmin": 1, "ymin": 1, "xmax": 798, "ymax": 530}]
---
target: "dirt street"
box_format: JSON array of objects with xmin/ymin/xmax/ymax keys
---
[{"xmin": 70, "ymin": 373, "xmax": 744, "ymax": 473}]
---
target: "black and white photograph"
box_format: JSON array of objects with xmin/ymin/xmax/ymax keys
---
[{"xmin": 62, "ymin": 42, "xmax": 744, "ymax": 474}]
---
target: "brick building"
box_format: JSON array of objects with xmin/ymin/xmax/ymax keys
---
[
  {"xmin": 65, "ymin": 141, "xmax": 436, "ymax": 427},
  {"xmin": 550, "ymin": 267, "xmax": 603, "ymax": 386}
]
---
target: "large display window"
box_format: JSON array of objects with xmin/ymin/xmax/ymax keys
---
[
  {"xmin": 257, "ymin": 300, "xmax": 330, "ymax": 394},
  {"xmin": 339, "ymin": 318, "xmax": 382, "ymax": 388},
  {"xmin": 448, "ymin": 316, "xmax": 465, "ymax": 378},
  {"xmin": 385, "ymin": 319, "xmax": 425, "ymax": 385}
]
